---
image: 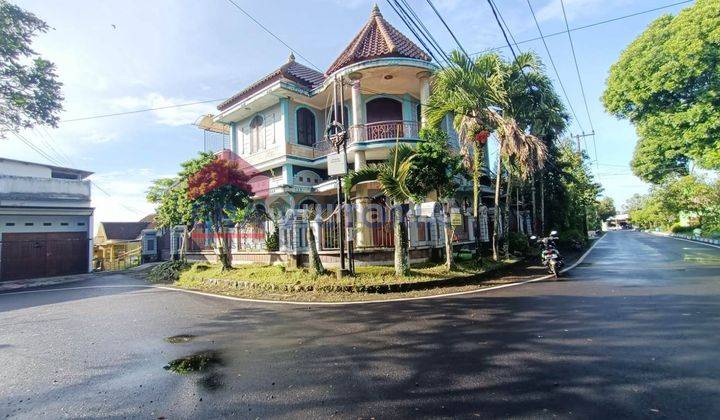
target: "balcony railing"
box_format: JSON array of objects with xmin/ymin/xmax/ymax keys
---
[
  {"xmin": 314, "ymin": 120, "xmax": 420, "ymax": 157},
  {"xmin": 362, "ymin": 120, "xmax": 418, "ymax": 142}
]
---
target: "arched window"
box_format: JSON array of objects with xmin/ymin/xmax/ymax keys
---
[
  {"xmin": 365, "ymin": 97, "xmax": 402, "ymax": 123},
  {"xmin": 296, "ymin": 108, "xmax": 316, "ymax": 146},
  {"xmin": 249, "ymin": 115, "xmax": 264, "ymax": 153}
]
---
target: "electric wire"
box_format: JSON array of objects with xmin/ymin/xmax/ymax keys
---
[
  {"xmin": 560, "ymin": 0, "xmax": 599, "ymax": 170},
  {"xmin": 223, "ymin": 0, "xmax": 321, "ymax": 72},
  {"xmin": 525, "ymin": 0, "xmax": 585, "ymax": 135},
  {"xmin": 424, "ymin": 0, "xmax": 471, "ymax": 60},
  {"xmin": 398, "ymin": 0, "xmax": 453, "ymax": 64},
  {"xmin": 57, "ymin": 1, "xmax": 691, "ymax": 124},
  {"xmin": 385, "ymin": 0, "xmax": 448, "ymax": 68},
  {"xmin": 472, "ymin": 0, "xmax": 692, "ymax": 55}
]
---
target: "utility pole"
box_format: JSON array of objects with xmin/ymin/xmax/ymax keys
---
[{"xmin": 574, "ymin": 132, "xmax": 594, "ymax": 239}]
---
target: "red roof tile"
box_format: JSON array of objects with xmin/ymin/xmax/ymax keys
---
[
  {"xmin": 217, "ymin": 54, "xmax": 324, "ymax": 112},
  {"xmin": 325, "ymin": 5, "xmax": 431, "ymax": 75}
]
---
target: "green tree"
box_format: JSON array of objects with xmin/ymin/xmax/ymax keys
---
[
  {"xmin": 405, "ymin": 128, "xmax": 463, "ymax": 270},
  {"xmin": 427, "ymin": 51, "xmax": 548, "ymax": 261},
  {"xmin": 146, "ymin": 152, "xmax": 215, "ymax": 260},
  {"xmin": 0, "ymin": 0, "xmax": 63, "ymax": 137},
  {"xmin": 545, "ymin": 140, "xmax": 602, "ymax": 237},
  {"xmin": 603, "ymin": 0, "xmax": 720, "ymax": 182},
  {"xmin": 187, "ymin": 157, "xmax": 252, "ymax": 270},
  {"xmin": 426, "ymin": 51, "xmax": 504, "ymax": 259},
  {"xmin": 345, "ymin": 145, "xmax": 415, "ymax": 276},
  {"xmin": 596, "ymin": 197, "xmax": 617, "ymax": 222}
]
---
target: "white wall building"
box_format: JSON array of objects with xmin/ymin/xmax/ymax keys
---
[{"xmin": 0, "ymin": 158, "xmax": 94, "ymax": 281}]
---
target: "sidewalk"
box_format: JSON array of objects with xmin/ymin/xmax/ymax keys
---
[
  {"xmin": 0, "ymin": 262, "xmax": 162, "ymax": 293},
  {"xmin": 0, "ymin": 272, "xmax": 104, "ymax": 293}
]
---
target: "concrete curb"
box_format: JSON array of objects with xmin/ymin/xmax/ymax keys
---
[
  {"xmin": 649, "ymin": 231, "xmax": 720, "ymax": 249},
  {"xmin": 0, "ymin": 236, "xmax": 606, "ymax": 305}
]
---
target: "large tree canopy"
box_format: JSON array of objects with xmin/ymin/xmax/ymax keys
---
[
  {"xmin": 0, "ymin": 0, "xmax": 63, "ymax": 137},
  {"xmin": 603, "ymin": 0, "xmax": 720, "ymax": 182}
]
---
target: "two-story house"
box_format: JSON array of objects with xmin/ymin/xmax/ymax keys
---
[
  {"xmin": 188, "ymin": 5, "xmax": 496, "ymax": 265},
  {"xmin": 0, "ymin": 158, "xmax": 93, "ymax": 281}
]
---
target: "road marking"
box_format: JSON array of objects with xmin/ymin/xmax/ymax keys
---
[{"xmin": 0, "ymin": 235, "xmax": 607, "ymax": 306}]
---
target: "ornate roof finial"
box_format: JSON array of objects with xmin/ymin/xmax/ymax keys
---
[
  {"xmin": 371, "ymin": 3, "xmax": 381, "ymax": 17},
  {"xmin": 288, "ymin": 52, "xmax": 295, "ymax": 62}
]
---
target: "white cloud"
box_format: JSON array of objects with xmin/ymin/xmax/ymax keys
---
[
  {"xmin": 81, "ymin": 131, "xmax": 119, "ymax": 144},
  {"xmin": 89, "ymin": 169, "xmax": 160, "ymax": 231},
  {"xmin": 107, "ymin": 93, "xmax": 218, "ymax": 126}
]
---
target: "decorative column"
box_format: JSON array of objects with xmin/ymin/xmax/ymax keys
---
[
  {"xmin": 354, "ymin": 149, "xmax": 371, "ymax": 247},
  {"xmin": 417, "ymin": 71, "xmax": 431, "ymax": 129},
  {"xmin": 348, "ymin": 72, "xmax": 365, "ymax": 143}
]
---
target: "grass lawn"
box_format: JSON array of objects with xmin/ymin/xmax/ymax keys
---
[{"xmin": 169, "ymin": 257, "xmax": 522, "ymax": 302}]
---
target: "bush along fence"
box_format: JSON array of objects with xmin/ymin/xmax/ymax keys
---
[{"xmin": 169, "ymin": 202, "xmax": 534, "ymax": 267}]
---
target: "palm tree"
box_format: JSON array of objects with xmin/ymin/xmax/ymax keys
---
[
  {"xmin": 427, "ymin": 52, "xmax": 505, "ymax": 261},
  {"xmin": 345, "ymin": 145, "xmax": 415, "ymax": 276},
  {"xmin": 427, "ymin": 51, "xmax": 548, "ymax": 261},
  {"xmin": 501, "ymin": 53, "xmax": 569, "ymax": 238}
]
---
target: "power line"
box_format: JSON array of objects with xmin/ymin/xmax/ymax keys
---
[
  {"xmin": 485, "ymin": 0, "xmax": 537, "ymax": 100},
  {"xmin": 425, "ymin": 0, "xmax": 470, "ymax": 60},
  {"xmin": 53, "ymin": 1, "xmax": 690, "ymax": 126},
  {"xmin": 485, "ymin": 0, "xmax": 522, "ymax": 65},
  {"xmin": 223, "ymin": 0, "xmax": 321, "ymax": 72},
  {"xmin": 398, "ymin": 0, "xmax": 452, "ymax": 64},
  {"xmin": 9, "ymin": 130, "xmax": 66, "ymax": 167},
  {"xmin": 525, "ymin": 0, "xmax": 585, "ymax": 134},
  {"xmin": 386, "ymin": 0, "xmax": 450, "ymax": 69},
  {"xmin": 472, "ymin": 0, "xmax": 692, "ymax": 55},
  {"xmin": 8, "ymin": 127, "xmax": 144, "ymax": 215},
  {"xmin": 62, "ymin": 98, "xmax": 224, "ymax": 123},
  {"xmin": 560, "ymin": 0, "xmax": 599, "ymax": 170}
]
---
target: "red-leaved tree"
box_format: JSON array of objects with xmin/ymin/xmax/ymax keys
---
[{"xmin": 187, "ymin": 158, "xmax": 252, "ymax": 270}]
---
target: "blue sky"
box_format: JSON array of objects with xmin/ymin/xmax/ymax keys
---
[{"xmin": 5, "ymin": 0, "xmax": 694, "ymax": 226}]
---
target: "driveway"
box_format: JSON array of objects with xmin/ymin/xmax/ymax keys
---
[{"xmin": 1, "ymin": 231, "xmax": 719, "ymax": 418}]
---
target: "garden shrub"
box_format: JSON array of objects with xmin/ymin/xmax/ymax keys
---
[
  {"xmin": 266, "ymin": 225, "xmax": 279, "ymax": 251},
  {"xmin": 508, "ymin": 232, "xmax": 531, "ymax": 256},
  {"xmin": 558, "ymin": 229, "xmax": 586, "ymax": 249},
  {"xmin": 148, "ymin": 260, "xmax": 190, "ymax": 283},
  {"xmin": 670, "ymin": 223, "xmax": 698, "ymax": 234}
]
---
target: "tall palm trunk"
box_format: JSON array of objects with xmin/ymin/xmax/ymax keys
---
[
  {"xmin": 306, "ymin": 216, "xmax": 324, "ymax": 275},
  {"xmin": 540, "ymin": 173, "xmax": 546, "ymax": 234},
  {"xmin": 531, "ymin": 173, "xmax": 537, "ymax": 235},
  {"xmin": 492, "ymin": 148, "xmax": 502, "ymax": 261},
  {"xmin": 393, "ymin": 203, "xmax": 410, "ymax": 276},
  {"xmin": 503, "ymin": 174, "xmax": 512, "ymax": 257},
  {"xmin": 472, "ymin": 142, "xmax": 482, "ymax": 260},
  {"xmin": 443, "ymin": 200, "xmax": 455, "ymax": 270}
]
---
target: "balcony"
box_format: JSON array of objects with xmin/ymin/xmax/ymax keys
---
[
  {"xmin": 314, "ymin": 120, "xmax": 419, "ymax": 157},
  {"xmin": 357, "ymin": 120, "xmax": 419, "ymax": 143}
]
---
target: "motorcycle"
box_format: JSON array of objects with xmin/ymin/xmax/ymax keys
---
[{"xmin": 530, "ymin": 230, "xmax": 565, "ymax": 278}]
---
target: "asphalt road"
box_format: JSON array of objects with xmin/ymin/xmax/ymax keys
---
[{"xmin": 1, "ymin": 231, "xmax": 719, "ymax": 419}]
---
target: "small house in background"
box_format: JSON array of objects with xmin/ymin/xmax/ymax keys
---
[
  {"xmin": 93, "ymin": 215, "xmax": 170, "ymax": 270},
  {"xmin": 0, "ymin": 158, "xmax": 94, "ymax": 282}
]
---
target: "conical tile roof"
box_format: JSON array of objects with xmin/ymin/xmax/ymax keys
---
[{"xmin": 325, "ymin": 4, "xmax": 431, "ymax": 75}]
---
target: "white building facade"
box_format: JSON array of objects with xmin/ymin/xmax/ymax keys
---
[{"xmin": 0, "ymin": 158, "xmax": 93, "ymax": 281}]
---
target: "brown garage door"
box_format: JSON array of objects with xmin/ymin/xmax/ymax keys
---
[{"xmin": 1, "ymin": 232, "xmax": 88, "ymax": 281}]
